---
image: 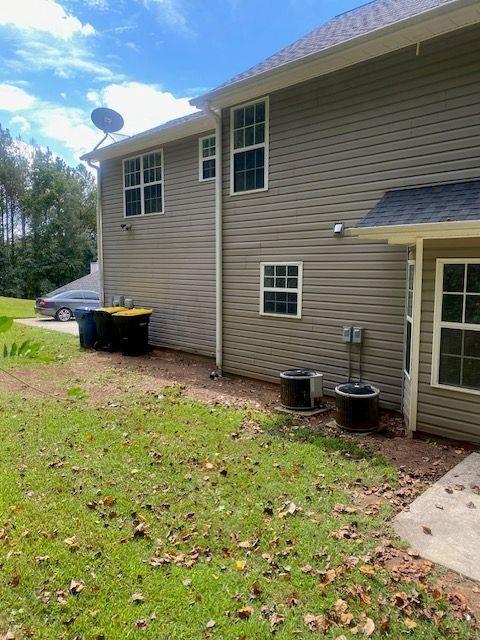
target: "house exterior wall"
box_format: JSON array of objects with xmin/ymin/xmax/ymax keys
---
[
  {"xmin": 221, "ymin": 24, "xmax": 480, "ymax": 407},
  {"xmin": 100, "ymin": 132, "xmax": 216, "ymax": 357},
  {"xmin": 417, "ymin": 239, "xmax": 480, "ymax": 443}
]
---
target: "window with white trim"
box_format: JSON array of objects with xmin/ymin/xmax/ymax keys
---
[
  {"xmin": 123, "ymin": 150, "xmax": 163, "ymax": 216},
  {"xmin": 260, "ymin": 262, "xmax": 302, "ymax": 318},
  {"xmin": 199, "ymin": 135, "xmax": 216, "ymax": 181},
  {"xmin": 404, "ymin": 261, "xmax": 415, "ymax": 377},
  {"xmin": 433, "ymin": 260, "xmax": 480, "ymax": 392},
  {"xmin": 231, "ymin": 97, "xmax": 268, "ymax": 194}
]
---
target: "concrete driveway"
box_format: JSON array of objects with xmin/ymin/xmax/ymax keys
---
[
  {"xmin": 15, "ymin": 317, "xmax": 79, "ymax": 336},
  {"xmin": 394, "ymin": 453, "xmax": 480, "ymax": 582}
]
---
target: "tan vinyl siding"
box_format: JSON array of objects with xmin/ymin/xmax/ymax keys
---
[
  {"xmin": 100, "ymin": 133, "xmax": 216, "ymax": 357},
  {"xmin": 417, "ymin": 239, "xmax": 480, "ymax": 444},
  {"xmin": 221, "ymin": 24, "xmax": 480, "ymax": 407}
]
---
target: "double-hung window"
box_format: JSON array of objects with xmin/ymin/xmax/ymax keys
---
[
  {"xmin": 199, "ymin": 135, "xmax": 216, "ymax": 181},
  {"xmin": 432, "ymin": 259, "xmax": 480, "ymax": 393},
  {"xmin": 231, "ymin": 97, "xmax": 268, "ymax": 194},
  {"xmin": 260, "ymin": 262, "xmax": 303, "ymax": 318},
  {"xmin": 123, "ymin": 150, "xmax": 164, "ymax": 216},
  {"xmin": 404, "ymin": 261, "xmax": 415, "ymax": 377}
]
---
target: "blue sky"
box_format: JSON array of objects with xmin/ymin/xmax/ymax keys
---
[{"xmin": 0, "ymin": 0, "xmax": 363, "ymax": 165}]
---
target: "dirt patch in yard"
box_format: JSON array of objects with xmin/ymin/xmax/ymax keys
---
[{"xmin": 0, "ymin": 347, "xmax": 471, "ymax": 480}]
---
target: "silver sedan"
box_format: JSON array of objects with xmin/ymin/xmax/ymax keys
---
[{"xmin": 35, "ymin": 290, "xmax": 100, "ymax": 322}]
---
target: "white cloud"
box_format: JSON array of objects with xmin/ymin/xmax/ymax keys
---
[
  {"xmin": 86, "ymin": 81, "xmax": 197, "ymax": 134},
  {"xmin": 9, "ymin": 115, "xmax": 31, "ymax": 133},
  {"xmin": 32, "ymin": 105, "xmax": 100, "ymax": 159},
  {"xmin": 0, "ymin": 83, "xmax": 36, "ymax": 111},
  {"xmin": 144, "ymin": 0, "xmax": 190, "ymax": 34},
  {"xmin": 13, "ymin": 40, "xmax": 121, "ymax": 81},
  {"xmin": 0, "ymin": 0, "xmax": 95, "ymax": 39}
]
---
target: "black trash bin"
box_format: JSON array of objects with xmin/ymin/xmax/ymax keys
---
[
  {"xmin": 75, "ymin": 307, "xmax": 97, "ymax": 349},
  {"xmin": 112, "ymin": 308, "xmax": 152, "ymax": 356},
  {"xmin": 93, "ymin": 307, "xmax": 125, "ymax": 352}
]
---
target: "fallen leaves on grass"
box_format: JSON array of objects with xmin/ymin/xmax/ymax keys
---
[{"xmin": 69, "ymin": 580, "xmax": 84, "ymax": 596}]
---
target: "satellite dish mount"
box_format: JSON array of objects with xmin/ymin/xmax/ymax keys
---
[{"xmin": 91, "ymin": 107, "xmax": 128, "ymax": 150}]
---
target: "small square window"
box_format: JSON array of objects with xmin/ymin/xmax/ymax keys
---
[{"xmin": 261, "ymin": 263, "xmax": 302, "ymax": 318}]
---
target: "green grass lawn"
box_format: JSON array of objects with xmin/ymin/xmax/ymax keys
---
[
  {"xmin": 0, "ymin": 321, "xmax": 79, "ymax": 371},
  {"xmin": 0, "ymin": 380, "xmax": 475, "ymax": 639},
  {"xmin": 0, "ymin": 296, "xmax": 36, "ymax": 318}
]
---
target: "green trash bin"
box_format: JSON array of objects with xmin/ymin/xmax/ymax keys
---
[
  {"xmin": 93, "ymin": 307, "xmax": 126, "ymax": 352},
  {"xmin": 112, "ymin": 308, "xmax": 152, "ymax": 356}
]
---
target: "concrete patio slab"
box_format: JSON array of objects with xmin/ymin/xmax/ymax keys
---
[
  {"xmin": 393, "ymin": 452, "xmax": 480, "ymax": 582},
  {"xmin": 15, "ymin": 317, "xmax": 79, "ymax": 336}
]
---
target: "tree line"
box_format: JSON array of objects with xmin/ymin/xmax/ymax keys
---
[{"xmin": 0, "ymin": 124, "xmax": 97, "ymax": 299}]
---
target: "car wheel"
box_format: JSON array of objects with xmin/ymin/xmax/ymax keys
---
[{"xmin": 55, "ymin": 307, "xmax": 73, "ymax": 322}]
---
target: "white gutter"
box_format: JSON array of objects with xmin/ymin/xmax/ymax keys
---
[
  {"xmin": 204, "ymin": 104, "xmax": 223, "ymax": 372},
  {"xmin": 87, "ymin": 160, "xmax": 105, "ymax": 306},
  {"xmin": 349, "ymin": 220, "xmax": 480, "ymax": 244}
]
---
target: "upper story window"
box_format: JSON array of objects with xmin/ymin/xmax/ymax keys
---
[
  {"xmin": 199, "ymin": 135, "xmax": 216, "ymax": 181},
  {"xmin": 123, "ymin": 150, "xmax": 164, "ymax": 217},
  {"xmin": 231, "ymin": 97, "xmax": 269, "ymax": 194},
  {"xmin": 260, "ymin": 262, "xmax": 303, "ymax": 319},
  {"xmin": 432, "ymin": 260, "xmax": 480, "ymax": 393}
]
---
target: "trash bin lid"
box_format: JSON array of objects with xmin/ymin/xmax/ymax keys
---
[
  {"xmin": 97, "ymin": 306, "xmax": 127, "ymax": 314},
  {"xmin": 114, "ymin": 308, "xmax": 153, "ymax": 317},
  {"xmin": 335, "ymin": 383, "xmax": 380, "ymax": 397}
]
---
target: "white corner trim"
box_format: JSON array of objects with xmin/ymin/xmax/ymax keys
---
[{"xmin": 408, "ymin": 238, "xmax": 424, "ymax": 432}]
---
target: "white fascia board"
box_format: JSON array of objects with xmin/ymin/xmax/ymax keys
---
[
  {"xmin": 192, "ymin": 0, "xmax": 480, "ymax": 110},
  {"xmin": 81, "ymin": 115, "xmax": 215, "ymax": 163},
  {"xmin": 350, "ymin": 220, "xmax": 480, "ymax": 244}
]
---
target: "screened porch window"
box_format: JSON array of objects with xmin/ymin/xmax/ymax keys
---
[
  {"xmin": 123, "ymin": 150, "xmax": 163, "ymax": 216},
  {"xmin": 434, "ymin": 261, "xmax": 480, "ymax": 392},
  {"xmin": 260, "ymin": 262, "xmax": 303, "ymax": 319}
]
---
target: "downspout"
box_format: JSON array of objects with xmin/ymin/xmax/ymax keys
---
[
  {"xmin": 87, "ymin": 159, "xmax": 105, "ymax": 306},
  {"xmin": 204, "ymin": 104, "xmax": 223, "ymax": 372}
]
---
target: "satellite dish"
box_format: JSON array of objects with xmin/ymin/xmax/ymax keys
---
[{"xmin": 91, "ymin": 107, "xmax": 124, "ymax": 134}]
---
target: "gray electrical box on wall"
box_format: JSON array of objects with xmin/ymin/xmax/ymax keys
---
[
  {"xmin": 342, "ymin": 326, "xmax": 353, "ymax": 342},
  {"xmin": 352, "ymin": 327, "xmax": 364, "ymax": 344}
]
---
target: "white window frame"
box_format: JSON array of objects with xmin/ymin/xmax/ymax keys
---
[
  {"xmin": 260, "ymin": 261, "xmax": 303, "ymax": 319},
  {"xmin": 431, "ymin": 258, "xmax": 480, "ymax": 396},
  {"xmin": 230, "ymin": 96, "xmax": 269, "ymax": 196},
  {"xmin": 122, "ymin": 149, "xmax": 164, "ymax": 218},
  {"xmin": 198, "ymin": 134, "xmax": 216, "ymax": 182},
  {"xmin": 404, "ymin": 260, "xmax": 415, "ymax": 380}
]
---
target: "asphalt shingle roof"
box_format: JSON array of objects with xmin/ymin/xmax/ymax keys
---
[
  {"xmin": 357, "ymin": 181, "xmax": 480, "ymax": 228},
  {"xmin": 217, "ymin": 0, "xmax": 456, "ymax": 90}
]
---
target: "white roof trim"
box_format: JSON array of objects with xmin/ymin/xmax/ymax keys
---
[
  {"xmin": 81, "ymin": 113, "xmax": 214, "ymax": 162},
  {"xmin": 350, "ymin": 220, "xmax": 480, "ymax": 244},
  {"xmin": 193, "ymin": 0, "xmax": 480, "ymax": 109}
]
